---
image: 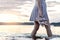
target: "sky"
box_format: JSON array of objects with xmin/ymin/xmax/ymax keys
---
[{"xmin": 0, "ymin": 0, "xmax": 60, "ymax": 23}]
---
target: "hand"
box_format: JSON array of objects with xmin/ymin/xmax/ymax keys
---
[{"xmin": 38, "ymin": 10, "xmax": 43, "ymax": 17}]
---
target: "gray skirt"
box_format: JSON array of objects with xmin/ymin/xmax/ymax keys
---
[{"xmin": 30, "ymin": 0, "xmax": 49, "ymax": 22}]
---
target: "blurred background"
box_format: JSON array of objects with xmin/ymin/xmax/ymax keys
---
[{"xmin": 0, "ymin": 0, "xmax": 60, "ymax": 40}]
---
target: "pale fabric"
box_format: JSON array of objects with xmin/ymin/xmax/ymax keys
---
[{"xmin": 30, "ymin": 0, "xmax": 49, "ymax": 22}]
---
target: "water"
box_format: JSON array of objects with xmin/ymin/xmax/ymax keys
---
[{"xmin": 0, "ymin": 0, "xmax": 60, "ymax": 40}]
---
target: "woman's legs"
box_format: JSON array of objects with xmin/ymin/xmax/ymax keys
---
[
  {"xmin": 31, "ymin": 20, "xmax": 52, "ymax": 40},
  {"xmin": 31, "ymin": 21, "xmax": 39, "ymax": 39},
  {"xmin": 44, "ymin": 20, "xmax": 52, "ymax": 37}
]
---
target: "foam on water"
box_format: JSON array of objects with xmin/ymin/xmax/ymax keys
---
[{"xmin": 50, "ymin": 37, "xmax": 60, "ymax": 40}]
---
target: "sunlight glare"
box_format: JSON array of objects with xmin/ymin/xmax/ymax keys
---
[{"xmin": 0, "ymin": 14, "xmax": 20, "ymax": 22}]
